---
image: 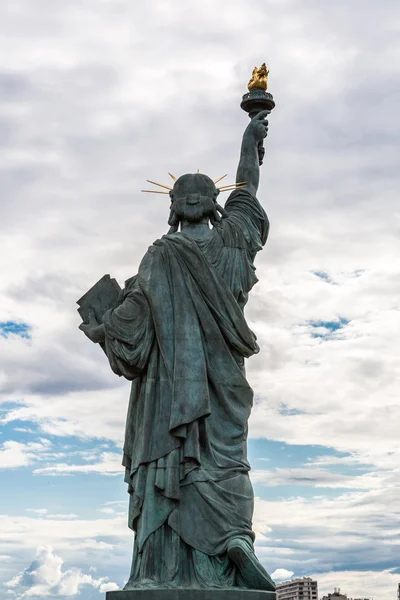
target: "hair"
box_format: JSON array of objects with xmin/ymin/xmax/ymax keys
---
[{"xmin": 167, "ymin": 173, "xmax": 228, "ymax": 234}]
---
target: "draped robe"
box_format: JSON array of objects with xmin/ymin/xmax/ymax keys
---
[{"xmin": 102, "ymin": 189, "xmax": 269, "ymax": 588}]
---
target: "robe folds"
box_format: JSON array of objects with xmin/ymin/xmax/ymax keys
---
[{"xmin": 102, "ymin": 189, "xmax": 269, "ymax": 562}]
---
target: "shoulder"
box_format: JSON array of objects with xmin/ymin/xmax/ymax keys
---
[
  {"xmin": 138, "ymin": 233, "xmax": 190, "ymax": 282},
  {"xmin": 224, "ymin": 188, "xmax": 266, "ymax": 218},
  {"xmin": 223, "ymin": 189, "xmax": 269, "ymax": 247},
  {"xmin": 138, "ymin": 241, "xmax": 164, "ymax": 284},
  {"xmin": 217, "ymin": 216, "xmax": 250, "ymax": 249}
]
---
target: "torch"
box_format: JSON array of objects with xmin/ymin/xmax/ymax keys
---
[{"xmin": 240, "ymin": 63, "xmax": 275, "ymax": 166}]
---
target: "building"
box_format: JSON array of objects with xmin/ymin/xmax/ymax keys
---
[
  {"xmin": 321, "ymin": 588, "xmax": 371, "ymax": 600},
  {"xmin": 276, "ymin": 577, "xmax": 318, "ymax": 600},
  {"xmin": 321, "ymin": 589, "xmax": 348, "ymax": 600},
  {"xmin": 398, "ymin": 583, "xmax": 400, "ymax": 600}
]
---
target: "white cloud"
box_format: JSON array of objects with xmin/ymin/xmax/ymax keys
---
[
  {"xmin": 0, "ymin": 440, "xmax": 52, "ymax": 469},
  {"xmin": 24, "ymin": 510, "xmax": 79, "ymax": 521},
  {"xmin": 6, "ymin": 545, "xmax": 118, "ymax": 598},
  {"xmin": 73, "ymin": 541, "xmax": 115, "ymax": 551},
  {"xmin": 314, "ymin": 569, "xmax": 400, "ymax": 600},
  {"xmin": 25, "ymin": 509, "xmax": 48, "ymax": 515},
  {"xmin": 271, "ymin": 568, "xmax": 294, "ymax": 582},
  {"xmin": 2, "ymin": 388, "xmax": 128, "ymax": 443},
  {"xmin": 45, "ymin": 514, "xmax": 79, "ymax": 520},
  {"xmin": 0, "ymin": 513, "xmax": 131, "ymax": 555},
  {"xmin": 252, "ymin": 483, "xmax": 400, "ymax": 579},
  {"xmin": 255, "ymin": 488, "xmax": 400, "ymax": 539},
  {"xmin": 33, "ymin": 451, "xmax": 123, "ymax": 476},
  {"xmin": 251, "ymin": 467, "xmax": 387, "ymax": 490},
  {"xmin": 247, "ymin": 270, "xmax": 400, "ymax": 468}
]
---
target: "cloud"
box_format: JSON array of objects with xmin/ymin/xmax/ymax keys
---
[
  {"xmin": 252, "ymin": 484, "xmax": 400, "ymax": 576},
  {"xmin": 315, "ymin": 569, "xmax": 400, "ymax": 600},
  {"xmin": 251, "ymin": 467, "xmax": 386, "ymax": 490},
  {"xmin": 271, "ymin": 568, "xmax": 294, "ymax": 582},
  {"xmin": 25, "ymin": 509, "xmax": 48, "ymax": 515},
  {"xmin": 2, "ymin": 388, "xmax": 128, "ymax": 443},
  {"xmin": 0, "ymin": 513, "xmax": 131, "ymax": 552},
  {"xmin": 33, "ymin": 451, "xmax": 123, "ymax": 476},
  {"xmin": 247, "ymin": 268, "xmax": 400, "ymax": 462},
  {"xmin": 98, "ymin": 507, "xmax": 117, "ymax": 514},
  {"xmin": 6, "ymin": 545, "xmax": 118, "ymax": 598},
  {"xmin": 0, "ymin": 439, "xmax": 52, "ymax": 469},
  {"xmin": 0, "ymin": 513, "xmax": 130, "ymax": 595}
]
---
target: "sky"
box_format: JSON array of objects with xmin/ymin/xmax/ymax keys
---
[{"xmin": 0, "ymin": 0, "xmax": 399, "ymax": 598}]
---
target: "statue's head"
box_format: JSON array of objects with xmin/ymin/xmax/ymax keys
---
[
  {"xmin": 169, "ymin": 173, "xmax": 219, "ymax": 223},
  {"xmin": 141, "ymin": 172, "xmax": 246, "ymax": 233}
]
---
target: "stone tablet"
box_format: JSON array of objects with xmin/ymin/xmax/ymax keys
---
[{"xmin": 77, "ymin": 274, "xmax": 121, "ymax": 353}]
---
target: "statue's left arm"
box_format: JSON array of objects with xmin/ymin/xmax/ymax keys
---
[
  {"xmin": 79, "ymin": 308, "xmax": 106, "ymax": 343},
  {"xmin": 79, "ymin": 278, "xmax": 154, "ymax": 379},
  {"xmin": 235, "ymin": 110, "xmax": 269, "ymax": 197}
]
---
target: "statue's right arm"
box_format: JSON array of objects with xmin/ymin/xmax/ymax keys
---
[{"xmin": 236, "ymin": 110, "xmax": 269, "ymax": 198}]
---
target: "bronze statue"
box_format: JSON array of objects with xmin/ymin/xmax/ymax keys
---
[{"xmin": 78, "ymin": 68, "xmax": 276, "ymax": 596}]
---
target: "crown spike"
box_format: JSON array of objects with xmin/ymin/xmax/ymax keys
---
[
  {"xmin": 214, "ymin": 174, "xmax": 227, "ymax": 184},
  {"xmin": 142, "ymin": 189, "xmax": 170, "ymax": 194},
  {"xmin": 217, "ymin": 186, "xmax": 248, "ymax": 192},
  {"xmin": 146, "ymin": 179, "xmax": 172, "ymax": 191},
  {"xmin": 218, "ymin": 183, "xmax": 247, "ymax": 188},
  {"xmin": 168, "ymin": 172, "xmax": 177, "ymax": 181},
  {"xmin": 217, "ymin": 181, "xmax": 247, "ymax": 190}
]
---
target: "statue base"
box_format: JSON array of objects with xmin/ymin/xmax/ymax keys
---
[{"xmin": 106, "ymin": 590, "xmax": 276, "ymax": 600}]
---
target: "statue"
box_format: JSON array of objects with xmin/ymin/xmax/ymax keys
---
[{"xmin": 78, "ymin": 68, "xmax": 276, "ymax": 597}]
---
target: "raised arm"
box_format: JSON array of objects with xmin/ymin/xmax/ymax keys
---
[{"xmin": 236, "ymin": 110, "xmax": 269, "ymax": 198}]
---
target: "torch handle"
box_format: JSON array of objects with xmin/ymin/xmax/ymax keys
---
[
  {"xmin": 257, "ymin": 141, "xmax": 265, "ymax": 166},
  {"xmin": 248, "ymin": 109, "xmax": 270, "ymax": 166},
  {"xmin": 241, "ymin": 89, "xmax": 275, "ymax": 166}
]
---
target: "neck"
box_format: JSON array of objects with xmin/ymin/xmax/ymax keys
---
[{"xmin": 180, "ymin": 218, "xmax": 211, "ymax": 239}]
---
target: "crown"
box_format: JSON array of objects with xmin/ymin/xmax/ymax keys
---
[{"xmin": 141, "ymin": 172, "xmax": 247, "ymax": 195}]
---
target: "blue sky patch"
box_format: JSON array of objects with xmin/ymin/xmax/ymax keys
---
[
  {"xmin": 279, "ymin": 405, "xmax": 306, "ymax": 416},
  {"xmin": 0, "ymin": 320, "xmax": 31, "ymax": 339},
  {"xmin": 313, "ymin": 270, "xmax": 336, "ymax": 284},
  {"xmin": 308, "ymin": 317, "xmax": 349, "ymax": 338}
]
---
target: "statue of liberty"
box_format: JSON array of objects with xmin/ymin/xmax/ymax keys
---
[{"xmin": 79, "ymin": 69, "xmax": 276, "ymax": 595}]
